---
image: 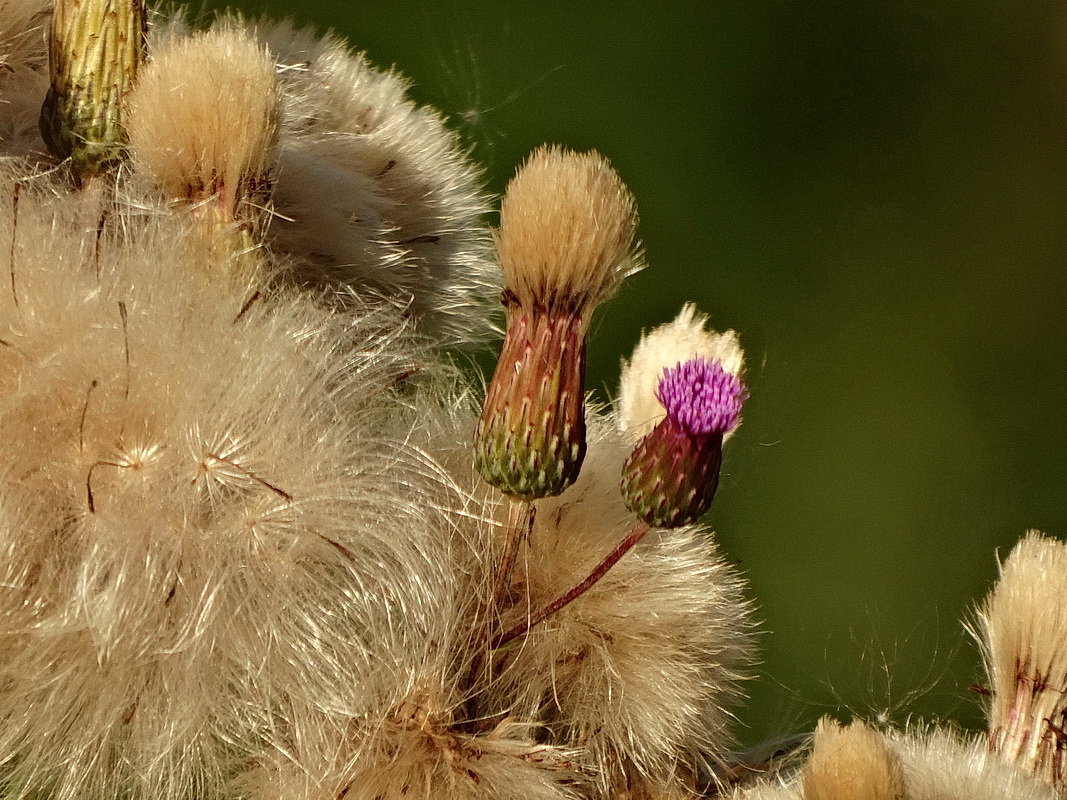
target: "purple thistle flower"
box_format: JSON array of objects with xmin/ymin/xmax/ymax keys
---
[
  {"xmin": 655, "ymin": 358, "xmax": 747, "ymax": 437},
  {"xmin": 621, "ymin": 357, "xmax": 747, "ymax": 528}
]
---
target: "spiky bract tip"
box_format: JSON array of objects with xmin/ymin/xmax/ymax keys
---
[{"xmin": 474, "ymin": 307, "xmax": 586, "ymax": 499}]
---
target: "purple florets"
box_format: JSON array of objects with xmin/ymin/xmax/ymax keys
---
[{"xmin": 655, "ymin": 357, "xmax": 747, "ymax": 436}]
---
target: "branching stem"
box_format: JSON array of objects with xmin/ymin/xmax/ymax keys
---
[{"xmin": 492, "ymin": 521, "xmax": 652, "ymax": 650}]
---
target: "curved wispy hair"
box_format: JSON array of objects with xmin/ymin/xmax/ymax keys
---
[
  {"xmin": 0, "ymin": 0, "xmax": 49, "ymax": 158},
  {"xmin": 732, "ymin": 723, "xmax": 1059, "ymax": 800},
  {"xmin": 482, "ymin": 415, "xmax": 755, "ymax": 797},
  {"xmin": 222, "ymin": 17, "xmax": 499, "ymax": 346},
  {"xmin": 0, "ymin": 168, "xmax": 466, "ymax": 800}
]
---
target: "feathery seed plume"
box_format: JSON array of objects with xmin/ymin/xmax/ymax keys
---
[
  {"xmin": 126, "ymin": 28, "xmax": 278, "ymax": 280},
  {"xmin": 475, "ymin": 145, "xmax": 639, "ymax": 499},
  {"xmin": 973, "ymin": 531, "xmax": 1067, "ymax": 795},
  {"xmin": 734, "ymin": 726, "xmax": 1062, "ymax": 800},
  {"xmin": 800, "ymin": 719, "xmax": 908, "ymax": 800},
  {"xmin": 248, "ymin": 20, "xmax": 497, "ymax": 344},
  {"xmin": 40, "ymin": 0, "xmax": 145, "ymax": 178},
  {"xmin": 621, "ymin": 357, "xmax": 747, "ymax": 528}
]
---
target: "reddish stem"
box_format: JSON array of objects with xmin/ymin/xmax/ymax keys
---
[
  {"xmin": 491, "ymin": 500, "xmax": 535, "ymax": 615},
  {"xmin": 491, "ymin": 521, "xmax": 652, "ymax": 650}
]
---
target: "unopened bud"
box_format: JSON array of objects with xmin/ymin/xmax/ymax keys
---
[
  {"xmin": 621, "ymin": 357, "xmax": 746, "ymax": 527},
  {"xmin": 40, "ymin": 0, "xmax": 146, "ymax": 178}
]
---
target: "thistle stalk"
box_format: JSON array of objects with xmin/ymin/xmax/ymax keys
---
[{"xmin": 40, "ymin": 0, "xmax": 146, "ymax": 180}]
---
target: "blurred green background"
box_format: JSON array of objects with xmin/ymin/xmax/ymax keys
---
[{"xmin": 202, "ymin": 0, "xmax": 1067, "ymax": 746}]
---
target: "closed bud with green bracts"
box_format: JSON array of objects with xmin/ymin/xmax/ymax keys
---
[
  {"xmin": 40, "ymin": 0, "xmax": 146, "ymax": 179},
  {"xmin": 474, "ymin": 294, "xmax": 586, "ymax": 498}
]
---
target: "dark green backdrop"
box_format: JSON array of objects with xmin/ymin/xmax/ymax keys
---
[{"xmin": 199, "ymin": 0, "xmax": 1067, "ymax": 746}]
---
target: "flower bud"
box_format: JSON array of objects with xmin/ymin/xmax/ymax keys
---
[
  {"xmin": 617, "ymin": 303, "xmax": 744, "ymax": 443},
  {"xmin": 39, "ymin": 0, "xmax": 146, "ymax": 179},
  {"xmin": 475, "ymin": 145, "xmax": 639, "ymax": 499},
  {"xmin": 621, "ymin": 357, "xmax": 746, "ymax": 527}
]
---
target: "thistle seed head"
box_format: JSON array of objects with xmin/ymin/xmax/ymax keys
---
[
  {"xmin": 475, "ymin": 146, "xmax": 639, "ymax": 499},
  {"xmin": 126, "ymin": 28, "xmax": 279, "ymax": 216},
  {"xmin": 801, "ymin": 719, "xmax": 908, "ymax": 800},
  {"xmin": 974, "ymin": 531, "xmax": 1067, "ymax": 793},
  {"xmin": 495, "ymin": 144, "xmax": 639, "ymax": 315}
]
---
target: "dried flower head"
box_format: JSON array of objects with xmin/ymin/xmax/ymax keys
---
[
  {"xmin": 125, "ymin": 27, "xmax": 279, "ymax": 281},
  {"xmin": 475, "ymin": 146, "xmax": 639, "ymax": 499},
  {"xmin": 972, "ymin": 530, "xmax": 1067, "ymax": 794},
  {"xmin": 127, "ymin": 28, "xmax": 278, "ymax": 217},
  {"xmin": 250, "ymin": 20, "xmax": 497, "ymax": 344},
  {"xmin": 621, "ymin": 357, "xmax": 747, "ymax": 528},
  {"xmin": 618, "ymin": 303, "xmax": 744, "ymax": 442},
  {"xmin": 496, "ymin": 144, "xmax": 639, "ymax": 313},
  {"xmin": 734, "ymin": 726, "xmax": 1061, "ymax": 800},
  {"xmin": 801, "ymin": 719, "xmax": 907, "ymax": 800}
]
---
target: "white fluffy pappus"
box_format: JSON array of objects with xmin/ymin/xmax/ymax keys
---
[
  {"xmin": 228, "ymin": 387, "xmax": 594, "ymax": 800},
  {"xmin": 235, "ymin": 18, "xmax": 498, "ymax": 346},
  {"xmin": 732, "ymin": 722, "xmax": 1059, "ymax": 800},
  {"xmin": 971, "ymin": 530, "xmax": 1067, "ymax": 793},
  {"xmin": 482, "ymin": 415, "xmax": 755, "ymax": 797},
  {"xmin": 0, "ymin": 170, "xmax": 469, "ymax": 800},
  {"xmin": 617, "ymin": 303, "xmax": 745, "ymax": 443},
  {"xmin": 243, "ymin": 699, "xmax": 587, "ymax": 800},
  {"xmin": 800, "ymin": 719, "xmax": 907, "ymax": 800},
  {"xmin": 126, "ymin": 26, "xmax": 279, "ymax": 218},
  {"xmin": 0, "ymin": 0, "xmax": 50, "ymax": 158},
  {"xmin": 495, "ymin": 145, "xmax": 640, "ymax": 316}
]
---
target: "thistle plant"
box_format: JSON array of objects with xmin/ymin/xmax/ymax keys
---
[
  {"xmin": 621, "ymin": 357, "xmax": 747, "ymax": 528},
  {"xmin": 0, "ymin": 2, "xmax": 1061, "ymax": 800},
  {"xmin": 475, "ymin": 145, "xmax": 639, "ymax": 501}
]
